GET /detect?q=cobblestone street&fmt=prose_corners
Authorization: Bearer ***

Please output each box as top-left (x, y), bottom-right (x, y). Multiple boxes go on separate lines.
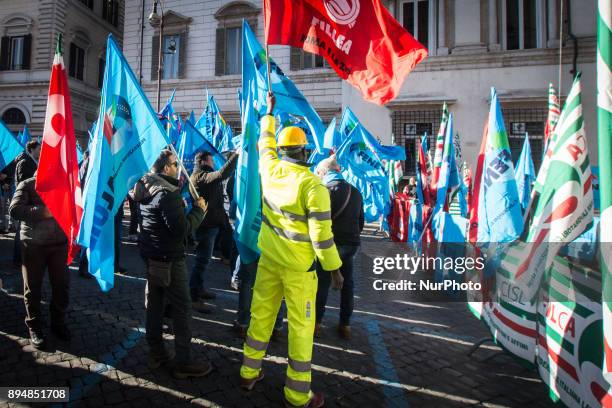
top-left (0, 225), bottom-right (556, 408)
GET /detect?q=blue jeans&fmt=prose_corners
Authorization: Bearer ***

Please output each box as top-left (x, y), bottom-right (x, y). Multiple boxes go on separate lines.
top-left (190, 227), bottom-right (219, 300)
top-left (145, 257), bottom-right (192, 363)
top-left (236, 258), bottom-right (283, 330)
top-left (316, 244), bottom-right (359, 326)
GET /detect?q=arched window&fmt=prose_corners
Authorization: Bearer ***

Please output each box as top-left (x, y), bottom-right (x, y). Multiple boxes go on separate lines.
top-left (0, 14), bottom-right (33, 71)
top-left (2, 107), bottom-right (26, 125)
top-left (214, 2), bottom-right (259, 76)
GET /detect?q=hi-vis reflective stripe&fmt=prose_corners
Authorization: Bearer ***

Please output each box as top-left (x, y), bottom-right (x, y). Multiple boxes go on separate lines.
top-left (245, 336), bottom-right (268, 351)
top-left (307, 210), bottom-right (331, 221)
top-left (285, 377), bottom-right (311, 393)
top-left (262, 214), bottom-right (311, 242)
top-left (312, 237), bottom-right (335, 249)
top-left (242, 355), bottom-right (262, 370)
top-left (263, 197), bottom-right (308, 223)
top-left (288, 358), bottom-right (311, 373)
top-left (260, 147), bottom-right (276, 156)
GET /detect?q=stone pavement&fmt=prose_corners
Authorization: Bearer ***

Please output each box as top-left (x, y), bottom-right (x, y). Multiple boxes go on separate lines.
top-left (0, 223), bottom-right (556, 408)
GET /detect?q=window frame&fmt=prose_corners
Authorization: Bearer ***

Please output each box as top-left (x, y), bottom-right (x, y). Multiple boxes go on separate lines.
top-left (398, 0), bottom-right (436, 55)
top-left (224, 26), bottom-right (242, 76)
top-left (9, 36), bottom-right (25, 70)
top-left (1, 107), bottom-right (27, 126)
top-left (500, 0), bottom-right (546, 50)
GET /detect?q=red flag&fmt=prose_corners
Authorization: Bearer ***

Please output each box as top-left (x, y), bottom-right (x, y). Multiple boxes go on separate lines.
top-left (468, 122), bottom-right (488, 244)
top-left (263, 0), bottom-right (428, 105)
top-left (35, 39), bottom-right (83, 264)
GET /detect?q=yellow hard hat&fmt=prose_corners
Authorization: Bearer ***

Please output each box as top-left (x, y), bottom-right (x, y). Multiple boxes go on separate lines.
top-left (277, 126), bottom-right (307, 148)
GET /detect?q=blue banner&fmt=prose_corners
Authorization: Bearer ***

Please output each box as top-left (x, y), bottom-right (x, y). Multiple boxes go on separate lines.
top-left (77, 35), bottom-right (171, 291)
top-left (514, 134), bottom-right (536, 211)
top-left (0, 120), bottom-right (24, 171)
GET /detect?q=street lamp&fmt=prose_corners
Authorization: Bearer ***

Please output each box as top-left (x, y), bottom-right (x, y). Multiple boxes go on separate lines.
top-left (149, 0), bottom-right (175, 111)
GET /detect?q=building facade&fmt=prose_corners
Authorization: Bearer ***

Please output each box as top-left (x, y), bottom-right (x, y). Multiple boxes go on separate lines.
top-left (123, 0), bottom-right (597, 172)
top-left (0, 0), bottom-right (124, 142)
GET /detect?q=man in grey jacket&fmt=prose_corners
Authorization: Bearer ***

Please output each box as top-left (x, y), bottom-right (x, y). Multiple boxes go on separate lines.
top-left (9, 175), bottom-right (69, 349)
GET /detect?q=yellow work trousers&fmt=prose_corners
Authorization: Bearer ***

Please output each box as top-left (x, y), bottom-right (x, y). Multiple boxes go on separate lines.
top-left (240, 255), bottom-right (317, 406)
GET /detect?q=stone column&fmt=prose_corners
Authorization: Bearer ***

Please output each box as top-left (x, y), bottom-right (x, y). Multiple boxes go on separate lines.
top-left (488, 0), bottom-right (500, 51)
top-left (452, 0), bottom-right (487, 54)
top-left (437, 0), bottom-right (449, 55)
top-left (547, 0), bottom-right (560, 48)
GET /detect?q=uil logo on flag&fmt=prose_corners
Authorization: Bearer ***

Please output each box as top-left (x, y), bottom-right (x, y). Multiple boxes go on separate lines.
top-left (324, 0), bottom-right (360, 27)
top-left (103, 95), bottom-right (133, 154)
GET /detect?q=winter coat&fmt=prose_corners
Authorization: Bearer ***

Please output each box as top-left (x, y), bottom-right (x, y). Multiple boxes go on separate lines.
top-left (9, 177), bottom-right (67, 246)
top-left (326, 180), bottom-right (364, 246)
top-left (190, 153), bottom-right (238, 229)
top-left (130, 173), bottom-right (205, 261)
top-left (15, 152), bottom-right (36, 185)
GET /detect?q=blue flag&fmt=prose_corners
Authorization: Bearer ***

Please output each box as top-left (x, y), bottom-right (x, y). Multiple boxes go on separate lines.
top-left (234, 21), bottom-right (265, 264)
top-left (242, 21), bottom-right (325, 153)
top-left (77, 35), bottom-right (171, 291)
top-left (207, 95), bottom-right (235, 153)
top-left (177, 120), bottom-right (226, 174)
top-left (159, 89), bottom-right (180, 146)
top-left (76, 142), bottom-right (84, 164)
top-left (336, 123), bottom-right (390, 223)
top-left (434, 113), bottom-right (460, 215)
top-left (323, 117), bottom-right (341, 151)
top-left (338, 108), bottom-right (406, 161)
top-left (477, 88), bottom-right (523, 243)
top-left (0, 120), bottom-right (24, 171)
top-left (19, 126), bottom-right (32, 147)
top-left (514, 134), bottom-right (535, 211)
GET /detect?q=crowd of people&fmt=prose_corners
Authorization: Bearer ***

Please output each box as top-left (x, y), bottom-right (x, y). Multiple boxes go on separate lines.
top-left (0, 92), bottom-right (365, 408)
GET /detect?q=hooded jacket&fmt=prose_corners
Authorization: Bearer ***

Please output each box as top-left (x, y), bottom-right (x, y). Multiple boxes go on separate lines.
top-left (9, 176), bottom-right (67, 246)
top-left (131, 173), bottom-right (205, 261)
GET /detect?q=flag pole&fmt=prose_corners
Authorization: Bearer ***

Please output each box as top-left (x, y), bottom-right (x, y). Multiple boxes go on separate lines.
top-left (265, 45), bottom-right (272, 93)
top-left (167, 143), bottom-right (200, 200)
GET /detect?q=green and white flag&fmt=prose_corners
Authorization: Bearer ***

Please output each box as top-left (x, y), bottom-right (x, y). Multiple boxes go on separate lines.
top-left (511, 75), bottom-right (594, 302)
top-left (598, 0), bottom-right (612, 383)
top-left (537, 257), bottom-right (610, 407)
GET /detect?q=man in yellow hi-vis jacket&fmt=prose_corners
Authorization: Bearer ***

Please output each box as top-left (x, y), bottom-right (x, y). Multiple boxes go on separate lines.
top-left (240, 92), bottom-right (343, 408)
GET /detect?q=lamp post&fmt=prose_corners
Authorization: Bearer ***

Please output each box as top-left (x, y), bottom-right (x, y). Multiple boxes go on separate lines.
top-left (148, 0), bottom-right (176, 111)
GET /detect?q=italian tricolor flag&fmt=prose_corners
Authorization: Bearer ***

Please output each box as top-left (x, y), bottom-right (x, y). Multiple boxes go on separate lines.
top-left (598, 0), bottom-right (612, 383)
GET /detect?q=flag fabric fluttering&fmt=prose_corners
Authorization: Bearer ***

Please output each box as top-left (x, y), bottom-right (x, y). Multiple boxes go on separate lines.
top-left (416, 135), bottom-right (431, 206)
top-left (513, 74), bottom-right (594, 301)
top-left (0, 120), bottom-right (24, 171)
top-left (597, 0), bottom-right (612, 382)
top-left (35, 37), bottom-right (83, 264)
top-left (19, 126), bottom-right (32, 147)
top-left (431, 103), bottom-right (449, 197)
top-left (476, 88), bottom-right (523, 244)
top-left (543, 83), bottom-right (560, 156)
top-left (205, 94), bottom-right (235, 153)
top-left (177, 120), bottom-right (226, 174)
top-left (336, 123), bottom-right (390, 222)
top-left (159, 89), bottom-right (180, 145)
top-left (77, 35), bottom-right (171, 291)
top-left (434, 113), bottom-right (460, 217)
top-left (338, 108), bottom-right (405, 161)
top-left (514, 134), bottom-right (536, 212)
top-left (468, 122), bottom-right (488, 243)
top-left (263, 0), bottom-right (428, 105)
top-left (234, 21), bottom-right (265, 264)
top-left (242, 21), bottom-right (326, 154)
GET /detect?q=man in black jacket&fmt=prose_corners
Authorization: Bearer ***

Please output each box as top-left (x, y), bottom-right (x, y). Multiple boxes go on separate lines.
top-left (189, 151), bottom-right (238, 304)
top-left (12, 140), bottom-right (41, 264)
top-left (9, 174), bottom-right (70, 349)
top-left (130, 149), bottom-right (210, 379)
top-left (314, 155), bottom-right (364, 340)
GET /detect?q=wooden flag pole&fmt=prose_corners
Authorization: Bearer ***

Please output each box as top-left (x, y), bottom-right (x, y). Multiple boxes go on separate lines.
top-left (265, 45), bottom-right (272, 94)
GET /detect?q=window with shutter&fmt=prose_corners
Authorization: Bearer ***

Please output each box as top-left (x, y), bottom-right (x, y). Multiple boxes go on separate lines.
top-left (151, 34), bottom-right (159, 81)
top-left (215, 28), bottom-right (226, 76)
top-left (69, 43), bottom-right (86, 80)
top-left (214, 2), bottom-right (260, 76)
top-left (0, 37), bottom-right (10, 70)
